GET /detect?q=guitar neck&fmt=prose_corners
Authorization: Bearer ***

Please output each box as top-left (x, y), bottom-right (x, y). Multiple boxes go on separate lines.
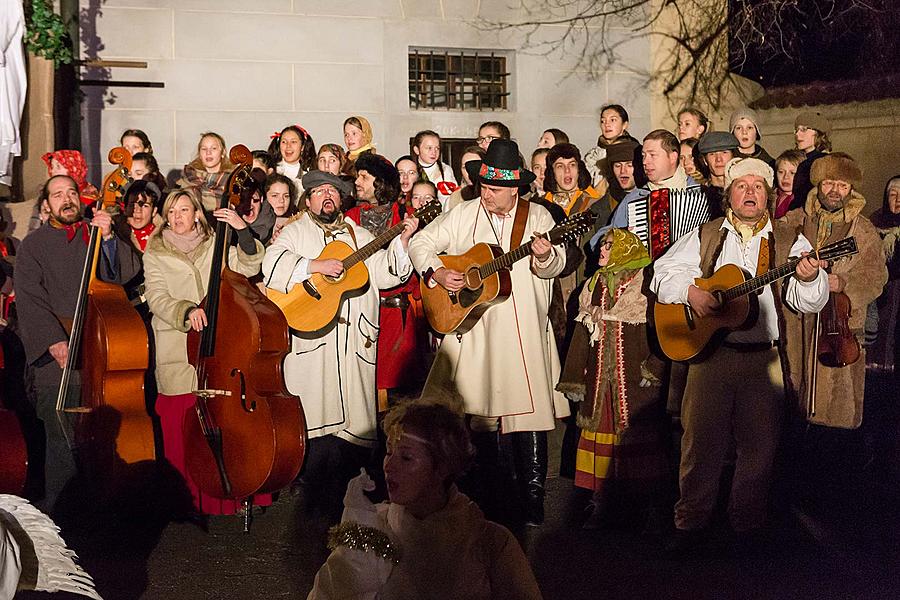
top-left (723, 259), bottom-right (799, 301)
top-left (480, 240), bottom-right (534, 278)
top-left (344, 221), bottom-right (405, 269)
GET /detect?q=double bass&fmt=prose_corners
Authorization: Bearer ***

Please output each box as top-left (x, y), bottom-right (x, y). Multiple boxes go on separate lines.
top-left (55, 147), bottom-right (155, 487)
top-left (183, 145), bottom-right (306, 529)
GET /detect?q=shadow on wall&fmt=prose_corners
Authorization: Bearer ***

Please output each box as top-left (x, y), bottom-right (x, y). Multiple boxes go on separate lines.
top-left (79, 0), bottom-right (112, 185)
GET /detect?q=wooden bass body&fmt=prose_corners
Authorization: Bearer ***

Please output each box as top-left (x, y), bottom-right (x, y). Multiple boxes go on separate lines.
top-left (266, 240), bottom-right (369, 335)
top-left (653, 263), bottom-right (756, 362)
top-left (420, 243), bottom-right (511, 335)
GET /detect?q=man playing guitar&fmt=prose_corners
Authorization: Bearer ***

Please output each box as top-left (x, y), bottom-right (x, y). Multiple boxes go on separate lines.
top-left (650, 157), bottom-right (828, 551)
top-left (409, 139), bottom-right (569, 526)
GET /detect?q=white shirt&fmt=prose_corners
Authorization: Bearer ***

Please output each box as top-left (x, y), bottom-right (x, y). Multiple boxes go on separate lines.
top-left (651, 218), bottom-right (829, 343)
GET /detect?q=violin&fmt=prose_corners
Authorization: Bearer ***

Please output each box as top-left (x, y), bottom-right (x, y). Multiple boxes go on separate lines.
top-left (55, 147), bottom-right (154, 487)
top-left (183, 145), bottom-right (305, 528)
top-left (817, 290), bottom-right (861, 368)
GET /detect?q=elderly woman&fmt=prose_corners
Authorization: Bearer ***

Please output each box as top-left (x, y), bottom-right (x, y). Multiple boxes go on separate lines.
top-left (308, 401), bottom-right (542, 600)
top-left (143, 187), bottom-right (265, 516)
top-left (177, 132), bottom-right (233, 213)
top-left (557, 228), bottom-right (668, 530)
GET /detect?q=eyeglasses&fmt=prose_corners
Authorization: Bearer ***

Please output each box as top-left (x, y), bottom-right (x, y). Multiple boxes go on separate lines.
top-left (311, 187), bottom-right (338, 198)
top-left (411, 194), bottom-right (436, 202)
top-left (476, 135), bottom-right (499, 145)
top-left (600, 241), bottom-right (614, 250)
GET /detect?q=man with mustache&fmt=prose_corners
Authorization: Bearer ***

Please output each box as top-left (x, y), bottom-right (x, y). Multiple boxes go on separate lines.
top-left (652, 158), bottom-right (830, 552)
top-left (261, 170), bottom-right (418, 518)
top-left (15, 174), bottom-right (141, 514)
top-left (780, 153), bottom-right (887, 429)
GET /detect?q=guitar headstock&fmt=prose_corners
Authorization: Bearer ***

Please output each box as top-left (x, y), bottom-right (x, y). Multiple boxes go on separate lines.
top-left (413, 200), bottom-right (442, 225)
top-left (817, 237), bottom-right (858, 263)
top-left (547, 210), bottom-right (597, 245)
top-left (101, 147), bottom-right (133, 210)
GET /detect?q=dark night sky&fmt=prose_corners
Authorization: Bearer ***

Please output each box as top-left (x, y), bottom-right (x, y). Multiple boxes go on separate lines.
top-left (730, 0), bottom-right (900, 87)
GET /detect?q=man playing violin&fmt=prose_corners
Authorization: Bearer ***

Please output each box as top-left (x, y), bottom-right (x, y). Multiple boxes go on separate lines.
top-left (409, 139), bottom-right (569, 526)
top-left (261, 170), bottom-right (418, 518)
top-left (651, 157), bottom-right (829, 552)
top-left (780, 153), bottom-right (887, 429)
top-left (15, 174), bottom-right (141, 514)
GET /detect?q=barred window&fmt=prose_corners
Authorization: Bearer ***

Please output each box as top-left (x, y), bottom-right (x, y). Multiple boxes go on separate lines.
top-left (409, 48), bottom-right (510, 111)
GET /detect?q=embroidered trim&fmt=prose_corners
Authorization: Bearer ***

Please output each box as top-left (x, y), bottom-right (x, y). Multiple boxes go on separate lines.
top-left (479, 164), bottom-right (519, 181)
top-left (327, 522), bottom-right (401, 563)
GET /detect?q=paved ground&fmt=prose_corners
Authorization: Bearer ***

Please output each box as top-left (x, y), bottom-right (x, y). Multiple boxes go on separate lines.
top-left (16, 443), bottom-right (900, 600)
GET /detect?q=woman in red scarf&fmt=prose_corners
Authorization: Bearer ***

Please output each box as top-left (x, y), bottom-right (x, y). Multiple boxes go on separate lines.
top-left (41, 150), bottom-right (99, 205)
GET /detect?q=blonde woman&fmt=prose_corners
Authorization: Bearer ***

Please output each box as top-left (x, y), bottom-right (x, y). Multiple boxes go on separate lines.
top-left (177, 132), bottom-right (234, 212)
top-left (143, 187), bottom-right (265, 516)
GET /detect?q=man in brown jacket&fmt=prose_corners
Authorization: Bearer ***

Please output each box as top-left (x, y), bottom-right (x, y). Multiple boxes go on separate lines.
top-left (781, 153), bottom-right (888, 429)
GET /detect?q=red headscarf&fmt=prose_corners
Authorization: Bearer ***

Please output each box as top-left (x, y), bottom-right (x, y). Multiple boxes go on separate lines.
top-left (42, 150), bottom-right (100, 205)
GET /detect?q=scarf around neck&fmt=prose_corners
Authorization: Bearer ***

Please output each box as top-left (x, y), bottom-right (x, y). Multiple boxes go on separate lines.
top-left (590, 228), bottom-right (650, 301)
top-left (648, 165), bottom-right (688, 191)
top-left (804, 187), bottom-right (866, 249)
top-left (163, 226), bottom-right (206, 255)
top-left (725, 208), bottom-right (769, 246)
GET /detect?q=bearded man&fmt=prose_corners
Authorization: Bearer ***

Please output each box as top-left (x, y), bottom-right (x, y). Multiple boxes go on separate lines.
top-left (781, 153), bottom-right (887, 428)
top-left (261, 170), bottom-right (418, 515)
top-left (16, 174), bottom-right (141, 513)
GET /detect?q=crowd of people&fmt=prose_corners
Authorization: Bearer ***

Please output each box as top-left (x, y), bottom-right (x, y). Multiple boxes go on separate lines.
top-left (3, 104), bottom-right (899, 598)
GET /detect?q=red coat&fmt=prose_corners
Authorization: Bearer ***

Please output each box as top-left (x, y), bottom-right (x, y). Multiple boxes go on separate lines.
top-left (345, 203), bottom-right (428, 389)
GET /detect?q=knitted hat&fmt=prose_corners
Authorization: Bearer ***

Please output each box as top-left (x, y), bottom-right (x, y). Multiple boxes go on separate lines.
top-left (724, 157), bottom-right (774, 188)
top-left (794, 111), bottom-right (831, 135)
top-left (355, 152), bottom-right (400, 190)
top-left (697, 131), bottom-right (739, 154)
top-left (465, 139), bottom-right (536, 188)
top-left (729, 107), bottom-right (762, 139)
top-left (301, 170), bottom-right (353, 197)
top-left (606, 140), bottom-right (640, 165)
top-left (810, 153), bottom-right (862, 188)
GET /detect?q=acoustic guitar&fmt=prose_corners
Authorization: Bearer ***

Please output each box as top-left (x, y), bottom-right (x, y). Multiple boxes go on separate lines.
top-left (267, 201), bottom-right (442, 334)
top-left (653, 236), bottom-right (858, 362)
top-left (421, 210), bottom-right (595, 335)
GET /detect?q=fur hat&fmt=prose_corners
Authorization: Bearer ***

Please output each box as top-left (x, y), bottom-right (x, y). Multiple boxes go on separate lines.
top-left (355, 152), bottom-right (400, 189)
top-left (724, 157), bottom-right (774, 188)
top-left (794, 111), bottom-right (831, 135)
top-left (697, 131), bottom-right (739, 154)
top-left (606, 140), bottom-right (640, 165)
top-left (810, 153), bottom-right (862, 188)
top-left (729, 107), bottom-right (762, 139)
top-left (465, 139), bottom-right (535, 188)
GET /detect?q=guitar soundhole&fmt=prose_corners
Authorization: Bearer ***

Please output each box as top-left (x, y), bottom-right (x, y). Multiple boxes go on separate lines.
top-left (458, 286), bottom-right (482, 308)
top-left (324, 272), bottom-right (345, 284)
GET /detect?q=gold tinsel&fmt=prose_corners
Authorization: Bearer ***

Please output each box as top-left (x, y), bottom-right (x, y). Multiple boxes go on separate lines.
top-left (327, 522), bottom-right (401, 564)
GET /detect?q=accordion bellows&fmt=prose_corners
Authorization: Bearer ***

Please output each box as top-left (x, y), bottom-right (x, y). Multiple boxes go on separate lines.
top-left (626, 187), bottom-right (710, 258)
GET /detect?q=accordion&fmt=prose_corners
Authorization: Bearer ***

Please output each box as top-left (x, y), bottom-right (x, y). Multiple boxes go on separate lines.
top-left (625, 187), bottom-right (710, 258)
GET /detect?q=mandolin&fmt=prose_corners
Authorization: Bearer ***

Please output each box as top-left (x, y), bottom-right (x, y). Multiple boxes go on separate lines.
top-left (653, 236), bottom-right (858, 362)
top-left (266, 201), bottom-right (442, 334)
top-left (420, 210), bottom-right (595, 335)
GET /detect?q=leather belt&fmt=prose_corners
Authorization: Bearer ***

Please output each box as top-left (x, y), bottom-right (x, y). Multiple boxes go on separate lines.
top-left (381, 293), bottom-right (412, 310)
top-left (721, 339), bottom-right (781, 353)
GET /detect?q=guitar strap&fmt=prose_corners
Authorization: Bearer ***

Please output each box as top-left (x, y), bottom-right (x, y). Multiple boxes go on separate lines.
top-left (509, 198), bottom-right (530, 250)
top-left (756, 237), bottom-right (769, 277)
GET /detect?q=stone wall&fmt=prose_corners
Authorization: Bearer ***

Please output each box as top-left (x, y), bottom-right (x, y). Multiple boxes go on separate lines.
top-left (76, 1), bottom-right (653, 185)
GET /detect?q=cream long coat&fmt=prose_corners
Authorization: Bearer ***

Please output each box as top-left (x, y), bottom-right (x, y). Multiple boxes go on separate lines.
top-left (261, 213), bottom-right (411, 447)
top-left (143, 233), bottom-right (264, 395)
top-left (409, 199), bottom-right (570, 432)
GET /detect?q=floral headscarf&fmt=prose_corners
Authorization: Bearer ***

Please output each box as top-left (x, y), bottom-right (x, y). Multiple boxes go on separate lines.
top-left (41, 150), bottom-right (100, 205)
top-left (589, 228), bottom-right (650, 299)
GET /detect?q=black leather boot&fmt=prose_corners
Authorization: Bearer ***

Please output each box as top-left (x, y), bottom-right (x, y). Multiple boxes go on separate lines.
top-left (513, 430), bottom-right (548, 526)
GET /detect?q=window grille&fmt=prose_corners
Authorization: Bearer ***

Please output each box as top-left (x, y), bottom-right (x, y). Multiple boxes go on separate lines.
top-left (408, 48), bottom-right (510, 111)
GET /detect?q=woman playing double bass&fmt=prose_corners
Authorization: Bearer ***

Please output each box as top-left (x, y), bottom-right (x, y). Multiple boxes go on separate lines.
top-left (143, 187), bottom-right (267, 516)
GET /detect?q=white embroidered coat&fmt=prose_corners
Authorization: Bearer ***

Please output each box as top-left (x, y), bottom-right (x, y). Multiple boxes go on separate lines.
top-left (0, 0), bottom-right (26, 185)
top-left (262, 213), bottom-right (411, 447)
top-left (409, 199), bottom-right (570, 432)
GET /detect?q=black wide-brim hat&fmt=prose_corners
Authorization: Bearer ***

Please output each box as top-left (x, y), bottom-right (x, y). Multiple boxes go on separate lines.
top-left (465, 139), bottom-right (536, 188)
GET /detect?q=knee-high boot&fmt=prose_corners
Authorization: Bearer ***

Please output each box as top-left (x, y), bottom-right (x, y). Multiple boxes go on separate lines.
top-left (513, 430), bottom-right (548, 526)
